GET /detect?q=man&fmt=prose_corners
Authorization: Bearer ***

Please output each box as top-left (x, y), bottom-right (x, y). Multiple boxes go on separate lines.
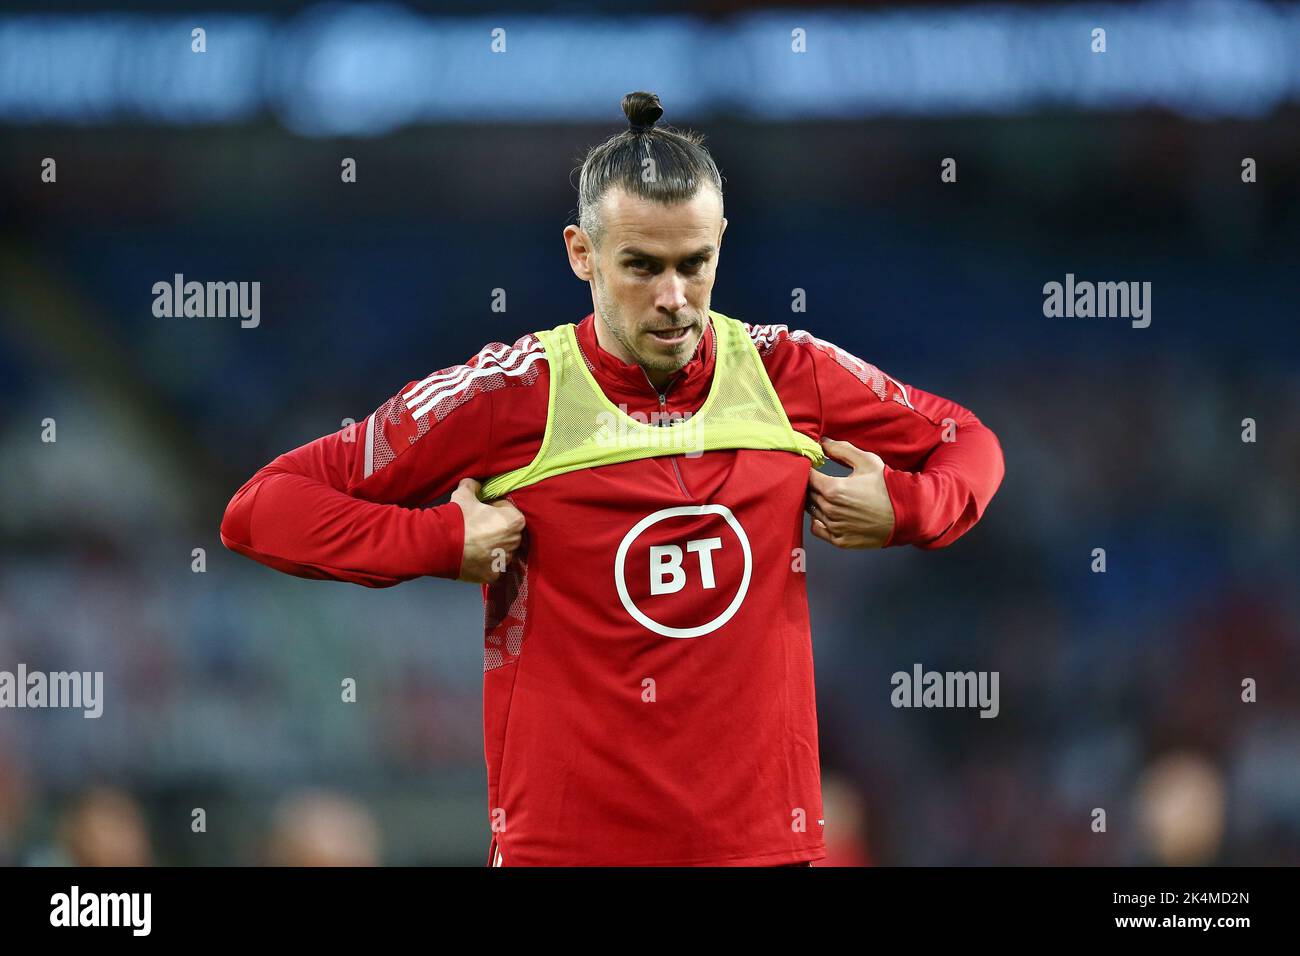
top-left (221, 91), bottom-right (1005, 866)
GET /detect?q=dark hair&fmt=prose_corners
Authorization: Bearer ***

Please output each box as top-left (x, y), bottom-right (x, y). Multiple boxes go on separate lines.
top-left (575, 91), bottom-right (723, 245)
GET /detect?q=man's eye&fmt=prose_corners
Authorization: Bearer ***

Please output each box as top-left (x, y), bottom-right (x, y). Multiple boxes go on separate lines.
top-left (682, 257), bottom-right (705, 271)
top-left (626, 259), bottom-right (649, 270)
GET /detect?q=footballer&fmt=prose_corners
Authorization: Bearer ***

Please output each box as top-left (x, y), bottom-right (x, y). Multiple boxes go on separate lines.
top-left (221, 92), bottom-right (1005, 866)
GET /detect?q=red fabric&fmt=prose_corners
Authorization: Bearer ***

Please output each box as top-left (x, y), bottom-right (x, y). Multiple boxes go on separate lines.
top-left (221, 312), bottom-right (1004, 865)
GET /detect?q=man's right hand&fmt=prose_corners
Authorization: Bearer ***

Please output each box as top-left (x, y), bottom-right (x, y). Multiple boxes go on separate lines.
top-left (452, 478), bottom-right (527, 584)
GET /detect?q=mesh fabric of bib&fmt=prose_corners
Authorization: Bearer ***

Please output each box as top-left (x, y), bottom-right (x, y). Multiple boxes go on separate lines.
top-left (478, 310), bottom-right (824, 501)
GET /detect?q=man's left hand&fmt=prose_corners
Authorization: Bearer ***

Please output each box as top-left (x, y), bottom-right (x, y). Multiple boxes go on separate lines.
top-left (806, 437), bottom-right (896, 549)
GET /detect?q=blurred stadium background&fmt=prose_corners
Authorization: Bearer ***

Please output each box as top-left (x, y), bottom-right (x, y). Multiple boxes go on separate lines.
top-left (1, 0), bottom-right (1298, 865)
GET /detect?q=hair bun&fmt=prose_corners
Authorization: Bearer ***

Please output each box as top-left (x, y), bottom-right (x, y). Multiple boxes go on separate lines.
top-left (621, 91), bottom-right (664, 132)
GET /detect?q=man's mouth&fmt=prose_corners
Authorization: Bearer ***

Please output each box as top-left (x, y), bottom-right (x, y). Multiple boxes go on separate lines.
top-left (647, 326), bottom-right (692, 345)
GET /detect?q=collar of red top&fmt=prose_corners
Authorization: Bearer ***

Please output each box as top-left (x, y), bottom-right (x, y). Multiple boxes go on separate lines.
top-left (574, 312), bottom-right (716, 406)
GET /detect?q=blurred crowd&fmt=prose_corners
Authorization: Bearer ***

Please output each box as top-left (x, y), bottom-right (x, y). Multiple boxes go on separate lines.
top-left (2, 63), bottom-right (1298, 863)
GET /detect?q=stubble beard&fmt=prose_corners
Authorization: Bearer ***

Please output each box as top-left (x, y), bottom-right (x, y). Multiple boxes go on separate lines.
top-left (593, 267), bottom-right (703, 378)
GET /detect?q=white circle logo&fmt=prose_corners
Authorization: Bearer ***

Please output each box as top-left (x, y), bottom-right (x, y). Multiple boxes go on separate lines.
top-left (613, 504), bottom-right (752, 639)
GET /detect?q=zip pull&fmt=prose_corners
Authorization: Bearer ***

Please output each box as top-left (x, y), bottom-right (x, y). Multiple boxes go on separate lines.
top-left (642, 364), bottom-right (678, 405)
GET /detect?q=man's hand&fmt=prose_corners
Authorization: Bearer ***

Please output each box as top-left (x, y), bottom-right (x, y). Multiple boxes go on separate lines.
top-left (806, 437), bottom-right (896, 549)
top-left (452, 478), bottom-right (527, 583)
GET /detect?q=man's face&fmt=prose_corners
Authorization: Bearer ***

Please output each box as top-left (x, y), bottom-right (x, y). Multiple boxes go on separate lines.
top-left (565, 186), bottom-right (726, 382)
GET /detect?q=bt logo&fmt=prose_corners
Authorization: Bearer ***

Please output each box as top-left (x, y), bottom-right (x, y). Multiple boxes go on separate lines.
top-left (649, 538), bottom-right (722, 595)
top-left (615, 505), bottom-right (752, 639)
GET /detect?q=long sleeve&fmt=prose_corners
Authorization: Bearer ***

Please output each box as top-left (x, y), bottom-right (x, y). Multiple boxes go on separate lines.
top-left (858, 379), bottom-right (1004, 549)
top-left (756, 324), bottom-right (1004, 549)
top-left (219, 426), bottom-right (470, 586)
top-left (220, 333), bottom-right (547, 586)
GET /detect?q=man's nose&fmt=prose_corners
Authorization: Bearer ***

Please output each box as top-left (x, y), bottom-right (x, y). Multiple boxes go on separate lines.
top-left (654, 272), bottom-right (689, 313)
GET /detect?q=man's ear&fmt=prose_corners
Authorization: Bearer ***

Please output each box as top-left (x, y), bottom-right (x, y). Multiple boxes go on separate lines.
top-left (563, 224), bottom-right (594, 281)
top-left (718, 216), bottom-right (728, 245)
